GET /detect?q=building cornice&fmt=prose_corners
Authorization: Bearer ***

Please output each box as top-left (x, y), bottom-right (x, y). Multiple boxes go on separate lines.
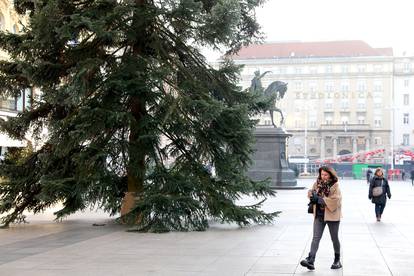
top-left (228, 56), bottom-right (395, 65)
top-left (240, 72), bottom-right (394, 80)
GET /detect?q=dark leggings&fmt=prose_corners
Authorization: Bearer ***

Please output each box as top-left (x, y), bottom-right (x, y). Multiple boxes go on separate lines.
top-left (375, 203), bottom-right (386, 217)
top-left (309, 217), bottom-right (340, 257)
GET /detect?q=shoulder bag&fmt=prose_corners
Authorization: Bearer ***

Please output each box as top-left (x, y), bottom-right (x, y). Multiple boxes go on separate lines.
top-left (372, 179), bottom-right (384, 197)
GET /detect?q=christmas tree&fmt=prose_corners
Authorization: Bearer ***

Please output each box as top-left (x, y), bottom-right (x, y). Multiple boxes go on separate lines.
top-left (0, 0), bottom-right (279, 232)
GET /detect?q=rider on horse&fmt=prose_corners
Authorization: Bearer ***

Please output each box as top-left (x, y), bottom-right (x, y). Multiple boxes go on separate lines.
top-left (249, 70), bottom-right (288, 128)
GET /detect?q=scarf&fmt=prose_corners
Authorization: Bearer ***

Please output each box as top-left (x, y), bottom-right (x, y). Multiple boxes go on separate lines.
top-left (315, 178), bottom-right (333, 197)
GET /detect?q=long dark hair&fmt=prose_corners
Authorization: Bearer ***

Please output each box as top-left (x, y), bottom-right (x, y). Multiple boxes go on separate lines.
top-left (318, 166), bottom-right (338, 183)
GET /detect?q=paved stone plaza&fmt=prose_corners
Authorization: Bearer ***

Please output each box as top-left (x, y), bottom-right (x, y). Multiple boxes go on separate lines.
top-left (0, 179), bottom-right (413, 275)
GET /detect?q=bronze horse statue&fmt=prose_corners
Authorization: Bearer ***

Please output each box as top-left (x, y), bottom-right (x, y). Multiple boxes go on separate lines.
top-left (250, 70), bottom-right (288, 128)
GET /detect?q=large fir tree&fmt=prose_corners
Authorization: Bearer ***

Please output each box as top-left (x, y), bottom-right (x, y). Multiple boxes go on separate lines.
top-left (0, 0), bottom-right (279, 232)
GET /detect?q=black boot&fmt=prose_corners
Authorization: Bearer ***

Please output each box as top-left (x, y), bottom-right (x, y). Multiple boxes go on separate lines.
top-left (331, 253), bottom-right (342, 269)
top-left (300, 255), bottom-right (315, 270)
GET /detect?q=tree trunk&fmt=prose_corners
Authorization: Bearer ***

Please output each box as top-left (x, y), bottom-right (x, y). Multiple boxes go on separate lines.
top-left (120, 0), bottom-right (148, 222)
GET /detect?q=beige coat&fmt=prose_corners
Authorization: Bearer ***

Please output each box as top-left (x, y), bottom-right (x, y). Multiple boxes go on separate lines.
top-left (308, 181), bottom-right (342, 221)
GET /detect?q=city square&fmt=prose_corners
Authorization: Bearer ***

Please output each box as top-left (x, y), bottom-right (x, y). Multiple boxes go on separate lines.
top-left (1, 1), bottom-right (414, 275)
top-left (0, 178), bottom-right (413, 275)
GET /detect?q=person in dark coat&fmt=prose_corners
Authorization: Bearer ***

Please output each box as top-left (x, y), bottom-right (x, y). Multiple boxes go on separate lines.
top-left (410, 169), bottom-right (414, 186)
top-left (366, 168), bottom-right (373, 184)
top-left (368, 168), bottom-right (391, 222)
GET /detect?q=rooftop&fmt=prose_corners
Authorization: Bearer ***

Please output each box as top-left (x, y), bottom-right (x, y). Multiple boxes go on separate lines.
top-left (232, 40), bottom-right (393, 60)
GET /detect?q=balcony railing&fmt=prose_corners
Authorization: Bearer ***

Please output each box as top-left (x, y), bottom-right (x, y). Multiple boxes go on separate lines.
top-left (319, 124), bottom-right (371, 131)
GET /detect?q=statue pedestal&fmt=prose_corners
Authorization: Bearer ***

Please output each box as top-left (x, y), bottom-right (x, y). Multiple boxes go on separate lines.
top-left (248, 128), bottom-right (305, 189)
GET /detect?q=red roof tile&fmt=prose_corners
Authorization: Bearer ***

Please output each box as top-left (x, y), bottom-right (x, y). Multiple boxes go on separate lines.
top-left (232, 40), bottom-right (393, 59)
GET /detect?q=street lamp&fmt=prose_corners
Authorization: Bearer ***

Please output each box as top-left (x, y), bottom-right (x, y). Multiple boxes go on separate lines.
top-left (390, 105), bottom-right (395, 170)
top-left (304, 119), bottom-right (308, 174)
top-left (303, 105), bottom-right (309, 174)
top-left (377, 91), bottom-right (396, 171)
top-left (385, 105), bottom-right (396, 170)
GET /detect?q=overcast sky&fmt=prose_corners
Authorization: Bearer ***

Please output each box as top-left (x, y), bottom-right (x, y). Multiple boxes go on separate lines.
top-left (205, 0), bottom-right (413, 60)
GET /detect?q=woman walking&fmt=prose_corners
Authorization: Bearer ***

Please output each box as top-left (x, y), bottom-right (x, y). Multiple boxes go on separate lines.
top-left (300, 166), bottom-right (342, 271)
top-left (368, 168), bottom-right (391, 222)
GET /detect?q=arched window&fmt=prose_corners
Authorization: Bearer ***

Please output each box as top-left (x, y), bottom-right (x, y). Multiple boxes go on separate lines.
top-left (338, 149), bottom-right (351, 155)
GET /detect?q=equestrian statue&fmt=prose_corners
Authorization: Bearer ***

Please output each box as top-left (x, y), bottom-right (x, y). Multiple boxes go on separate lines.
top-left (249, 70), bottom-right (288, 128)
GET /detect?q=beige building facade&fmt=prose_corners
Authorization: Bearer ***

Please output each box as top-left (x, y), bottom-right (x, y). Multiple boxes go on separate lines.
top-left (393, 56), bottom-right (414, 153)
top-left (233, 41), bottom-right (394, 164)
top-left (0, 1), bottom-right (30, 156)
top-left (0, 0), bottom-right (22, 57)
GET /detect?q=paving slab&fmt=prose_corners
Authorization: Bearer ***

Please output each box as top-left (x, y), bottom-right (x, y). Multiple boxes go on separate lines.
top-left (0, 179), bottom-right (413, 275)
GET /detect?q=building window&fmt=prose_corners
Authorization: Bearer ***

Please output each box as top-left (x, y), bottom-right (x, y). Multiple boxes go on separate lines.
top-left (358, 116), bottom-right (365, 124)
top-left (404, 63), bottom-right (412, 72)
top-left (294, 81), bottom-right (303, 91)
top-left (357, 98), bottom-right (366, 110)
top-left (373, 97), bottom-right (382, 108)
top-left (0, 88), bottom-right (33, 112)
top-left (309, 110), bottom-right (317, 117)
top-left (341, 65), bottom-right (349, 73)
top-left (340, 99), bottom-right (349, 110)
top-left (357, 64), bottom-right (366, 72)
top-left (404, 94), bottom-right (409, 105)
top-left (325, 99), bottom-right (333, 109)
top-left (310, 120), bottom-right (317, 128)
top-left (325, 65), bottom-right (333, 73)
top-left (403, 134), bottom-right (410, 146)
top-left (374, 137), bottom-right (382, 145)
top-left (309, 66), bottom-right (318, 74)
top-left (341, 116), bottom-right (349, 125)
top-left (374, 117), bottom-right (382, 127)
top-left (279, 67), bottom-right (287, 74)
top-left (373, 80), bottom-right (383, 92)
top-left (357, 81), bottom-right (367, 92)
top-left (373, 64), bottom-right (383, 72)
top-left (293, 137), bottom-right (301, 145)
top-left (0, 13), bottom-right (4, 30)
top-left (264, 120), bottom-right (272, 125)
top-left (340, 82), bottom-right (350, 92)
top-left (325, 116), bottom-right (333, 125)
top-left (403, 113), bottom-right (409, 124)
top-left (309, 82), bottom-right (317, 92)
top-left (0, 98), bottom-right (16, 110)
top-left (294, 67), bottom-right (303, 74)
top-left (373, 91), bottom-right (382, 98)
top-left (404, 79), bottom-right (410, 87)
top-left (325, 82), bottom-right (334, 92)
